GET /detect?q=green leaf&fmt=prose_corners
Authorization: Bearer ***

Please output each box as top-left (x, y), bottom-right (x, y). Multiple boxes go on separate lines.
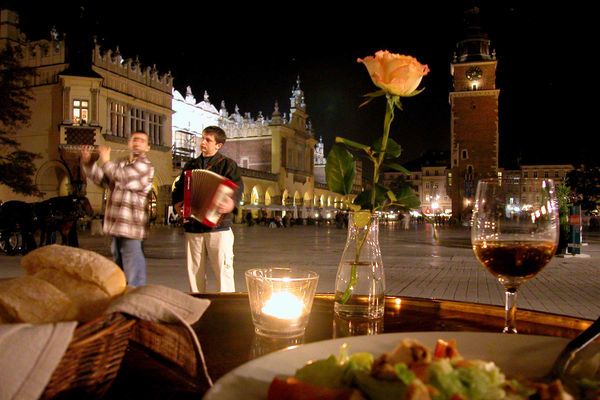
top-left (335, 136), bottom-right (371, 152)
top-left (387, 190), bottom-right (397, 203)
top-left (372, 137), bottom-right (402, 159)
top-left (394, 184), bottom-right (421, 210)
top-left (325, 145), bottom-right (356, 195)
top-left (353, 183), bottom-right (388, 210)
top-left (383, 162), bottom-right (411, 175)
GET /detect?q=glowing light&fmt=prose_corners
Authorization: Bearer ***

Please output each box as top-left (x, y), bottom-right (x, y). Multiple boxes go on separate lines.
top-left (262, 292), bottom-right (303, 320)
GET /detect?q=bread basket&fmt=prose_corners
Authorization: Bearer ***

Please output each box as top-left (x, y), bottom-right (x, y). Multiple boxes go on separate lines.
top-left (132, 319), bottom-right (198, 377)
top-left (40, 312), bottom-right (135, 399)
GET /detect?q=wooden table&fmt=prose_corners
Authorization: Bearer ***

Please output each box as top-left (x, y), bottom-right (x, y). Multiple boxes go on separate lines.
top-left (106, 293), bottom-right (593, 399)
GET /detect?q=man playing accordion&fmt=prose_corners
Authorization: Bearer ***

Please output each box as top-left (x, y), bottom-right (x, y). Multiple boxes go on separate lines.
top-left (172, 126), bottom-right (243, 292)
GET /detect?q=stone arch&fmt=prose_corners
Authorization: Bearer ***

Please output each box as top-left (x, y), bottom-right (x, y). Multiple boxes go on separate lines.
top-left (282, 189), bottom-right (290, 206)
top-left (303, 191), bottom-right (312, 206)
top-left (250, 185), bottom-right (264, 205)
top-left (293, 190), bottom-right (301, 206)
top-left (334, 196), bottom-right (343, 209)
top-left (264, 186), bottom-right (274, 206)
top-left (36, 160), bottom-right (70, 198)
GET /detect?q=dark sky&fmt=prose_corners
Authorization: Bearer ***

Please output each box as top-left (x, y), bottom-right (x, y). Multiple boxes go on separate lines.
top-left (6, 1), bottom-right (592, 167)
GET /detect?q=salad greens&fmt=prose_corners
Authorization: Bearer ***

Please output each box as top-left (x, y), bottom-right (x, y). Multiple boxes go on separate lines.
top-left (284, 342), bottom-right (548, 400)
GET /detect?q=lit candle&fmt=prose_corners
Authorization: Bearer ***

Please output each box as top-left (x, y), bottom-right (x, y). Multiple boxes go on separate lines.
top-left (262, 291), bottom-right (303, 320)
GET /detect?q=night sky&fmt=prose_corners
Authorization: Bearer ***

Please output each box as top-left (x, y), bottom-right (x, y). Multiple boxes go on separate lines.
top-left (5, 1), bottom-right (592, 168)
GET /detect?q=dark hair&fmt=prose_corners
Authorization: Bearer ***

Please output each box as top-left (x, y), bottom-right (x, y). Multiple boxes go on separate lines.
top-left (130, 130), bottom-right (149, 137)
top-left (203, 126), bottom-right (227, 144)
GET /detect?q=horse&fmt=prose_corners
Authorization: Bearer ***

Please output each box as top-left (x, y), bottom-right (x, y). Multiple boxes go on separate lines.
top-left (0, 195), bottom-right (93, 255)
top-left (37, 195), bottom-right (93, 247)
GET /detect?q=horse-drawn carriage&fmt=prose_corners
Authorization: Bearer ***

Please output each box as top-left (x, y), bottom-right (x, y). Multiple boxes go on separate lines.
top-left (0, 195), bottom-right (93, 255)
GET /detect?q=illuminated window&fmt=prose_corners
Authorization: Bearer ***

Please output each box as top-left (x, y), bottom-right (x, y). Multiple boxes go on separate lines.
top-left (73, 99), bottom-right (89, 124)
top-left (109, 100), bottom-right (127, 137)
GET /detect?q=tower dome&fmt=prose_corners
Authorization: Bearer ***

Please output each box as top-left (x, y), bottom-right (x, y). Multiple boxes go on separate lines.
top-left (454, 6), bottom-right (495, 63)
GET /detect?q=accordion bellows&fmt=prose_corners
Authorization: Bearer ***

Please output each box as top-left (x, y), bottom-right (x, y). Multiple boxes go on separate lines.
top-left (182, 169), bottom-right (239, 227)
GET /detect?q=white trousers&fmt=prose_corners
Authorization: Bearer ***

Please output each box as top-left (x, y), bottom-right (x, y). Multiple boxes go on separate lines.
top-left (185, 229), bottom-right (235, 292)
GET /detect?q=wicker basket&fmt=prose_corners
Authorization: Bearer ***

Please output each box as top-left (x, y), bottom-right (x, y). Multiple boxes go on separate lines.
top-left (131, 319), bottom-right (198, 377)
top-left (40, 313), bottom-right (135, 399)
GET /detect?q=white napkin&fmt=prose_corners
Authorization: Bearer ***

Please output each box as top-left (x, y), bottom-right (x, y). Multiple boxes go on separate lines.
top-left (105, 284), bottom-right (213, 385)
top-left (0, 321), bottom-right (77, 400)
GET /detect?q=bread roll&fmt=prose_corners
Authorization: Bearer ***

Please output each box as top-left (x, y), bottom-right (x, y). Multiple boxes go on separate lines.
top-left (31, 268), bottom-right (113, 322)
top-left (0, 276), bottom-right (75, 323)
top-left (21, 244), bottom-right (126, 297)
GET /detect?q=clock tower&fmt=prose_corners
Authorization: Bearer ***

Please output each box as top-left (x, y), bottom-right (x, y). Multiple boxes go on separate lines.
top-left (448, 6), bottom-right (500, 219)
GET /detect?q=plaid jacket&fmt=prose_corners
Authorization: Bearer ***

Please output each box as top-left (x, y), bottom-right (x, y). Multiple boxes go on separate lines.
top-left (84, 154), bottom-right (154, 240)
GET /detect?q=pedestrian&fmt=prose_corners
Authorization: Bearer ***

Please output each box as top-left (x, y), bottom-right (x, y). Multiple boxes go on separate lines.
top-left (172, 126), bottom-right (243, 292)
top-left (81, 130), bottom-right (154, 287)
top-left (245, 211), bottom-right (254, 226)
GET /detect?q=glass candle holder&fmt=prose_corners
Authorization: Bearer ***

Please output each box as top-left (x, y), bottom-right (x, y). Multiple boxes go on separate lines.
top-left (245, 267), bottom-right (319, 337)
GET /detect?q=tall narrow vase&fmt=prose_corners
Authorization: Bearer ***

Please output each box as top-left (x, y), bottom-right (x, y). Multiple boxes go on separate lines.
top-left (334, 213), bottom-right (385, 319)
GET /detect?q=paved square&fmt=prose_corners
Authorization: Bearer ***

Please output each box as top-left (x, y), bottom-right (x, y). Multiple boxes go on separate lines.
top-left (2, 223), bottom-right (599, 320)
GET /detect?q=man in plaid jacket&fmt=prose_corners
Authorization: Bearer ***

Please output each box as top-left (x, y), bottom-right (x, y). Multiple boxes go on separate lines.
top-left (81, 131), bottom-right (154, 286)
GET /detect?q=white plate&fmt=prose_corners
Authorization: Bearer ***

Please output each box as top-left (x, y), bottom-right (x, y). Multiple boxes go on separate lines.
top-left (202, 332), bottom-right (573, 400)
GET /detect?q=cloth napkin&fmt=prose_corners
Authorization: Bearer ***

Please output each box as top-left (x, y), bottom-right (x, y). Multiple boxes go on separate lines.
top-left (0, 284), bottom-right (212, 400)
top-left (0, 321), bottom-right (77, 400)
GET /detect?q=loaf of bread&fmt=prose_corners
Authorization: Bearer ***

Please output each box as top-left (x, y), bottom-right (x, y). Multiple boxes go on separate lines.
top-left (20, 244), bottom-right (128, 322)
top-left (21, 244), bottom-right (127, 297)
top-left (30, 268), bottom-right (115, 322)
top-left (0, 276), bottom-right (75, 323)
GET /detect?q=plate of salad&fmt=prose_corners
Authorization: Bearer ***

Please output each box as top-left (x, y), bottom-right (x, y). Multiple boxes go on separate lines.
top-left (202, 332), bottom-right (600, 400)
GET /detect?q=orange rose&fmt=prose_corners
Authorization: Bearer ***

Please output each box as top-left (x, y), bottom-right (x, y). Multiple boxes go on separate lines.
top-left (357, 50), bottom-right (430, 96)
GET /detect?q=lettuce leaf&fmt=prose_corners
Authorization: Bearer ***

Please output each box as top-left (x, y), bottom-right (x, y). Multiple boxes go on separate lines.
top-left (293, 345), bottom-right (374, 389)
top-left (351, 370), bottom-right (409, 400)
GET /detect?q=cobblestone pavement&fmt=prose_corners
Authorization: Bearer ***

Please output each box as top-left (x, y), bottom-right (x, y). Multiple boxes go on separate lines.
top-left (2, 222), bottom-right (599, 320)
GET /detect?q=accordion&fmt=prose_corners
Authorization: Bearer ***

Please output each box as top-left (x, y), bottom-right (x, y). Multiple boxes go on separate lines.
top-left (182, 169), bottom-right (239, 227)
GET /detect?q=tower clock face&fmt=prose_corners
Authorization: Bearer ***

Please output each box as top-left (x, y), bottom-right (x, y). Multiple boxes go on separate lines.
top-left (466, 66), bottom-right (482, 81)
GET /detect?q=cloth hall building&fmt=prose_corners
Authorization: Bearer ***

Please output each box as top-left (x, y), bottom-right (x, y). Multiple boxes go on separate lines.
top-left (0, 8), bottom-right (352, 225)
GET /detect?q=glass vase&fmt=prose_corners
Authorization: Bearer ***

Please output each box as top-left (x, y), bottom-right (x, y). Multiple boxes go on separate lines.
top-left (334, 213), bottom-right (385, 319)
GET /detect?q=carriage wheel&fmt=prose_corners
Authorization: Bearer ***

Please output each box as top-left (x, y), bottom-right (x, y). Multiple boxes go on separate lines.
top-left (0, 231), bottom-right (22, 255)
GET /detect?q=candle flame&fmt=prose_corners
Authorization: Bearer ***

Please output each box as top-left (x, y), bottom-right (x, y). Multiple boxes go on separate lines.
top-left (262, 292), bottom-right (303, 319)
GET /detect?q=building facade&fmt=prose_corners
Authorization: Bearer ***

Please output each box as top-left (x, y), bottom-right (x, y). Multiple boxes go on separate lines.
top-left (383, 151), bottom-right (452, 217)
top-left (171, 78), bottom-right (353, 222)
top-left (0, 9), bottom-right (174, 222)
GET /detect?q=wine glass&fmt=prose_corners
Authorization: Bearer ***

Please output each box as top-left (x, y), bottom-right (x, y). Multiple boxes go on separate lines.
top-left (471, 177), bottom-right (559, 333)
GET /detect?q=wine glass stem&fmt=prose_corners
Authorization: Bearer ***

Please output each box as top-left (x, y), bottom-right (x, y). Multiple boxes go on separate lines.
top-left (504, 287), bottom-right (518, 334)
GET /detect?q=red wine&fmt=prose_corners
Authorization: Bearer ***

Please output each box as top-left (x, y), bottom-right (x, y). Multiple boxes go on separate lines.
top-left (473, 241), bottom-right (556, 280)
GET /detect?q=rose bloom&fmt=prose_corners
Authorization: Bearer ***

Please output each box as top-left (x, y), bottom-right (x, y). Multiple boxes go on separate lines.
top-left (357, 50), bottom-right (430, 96)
